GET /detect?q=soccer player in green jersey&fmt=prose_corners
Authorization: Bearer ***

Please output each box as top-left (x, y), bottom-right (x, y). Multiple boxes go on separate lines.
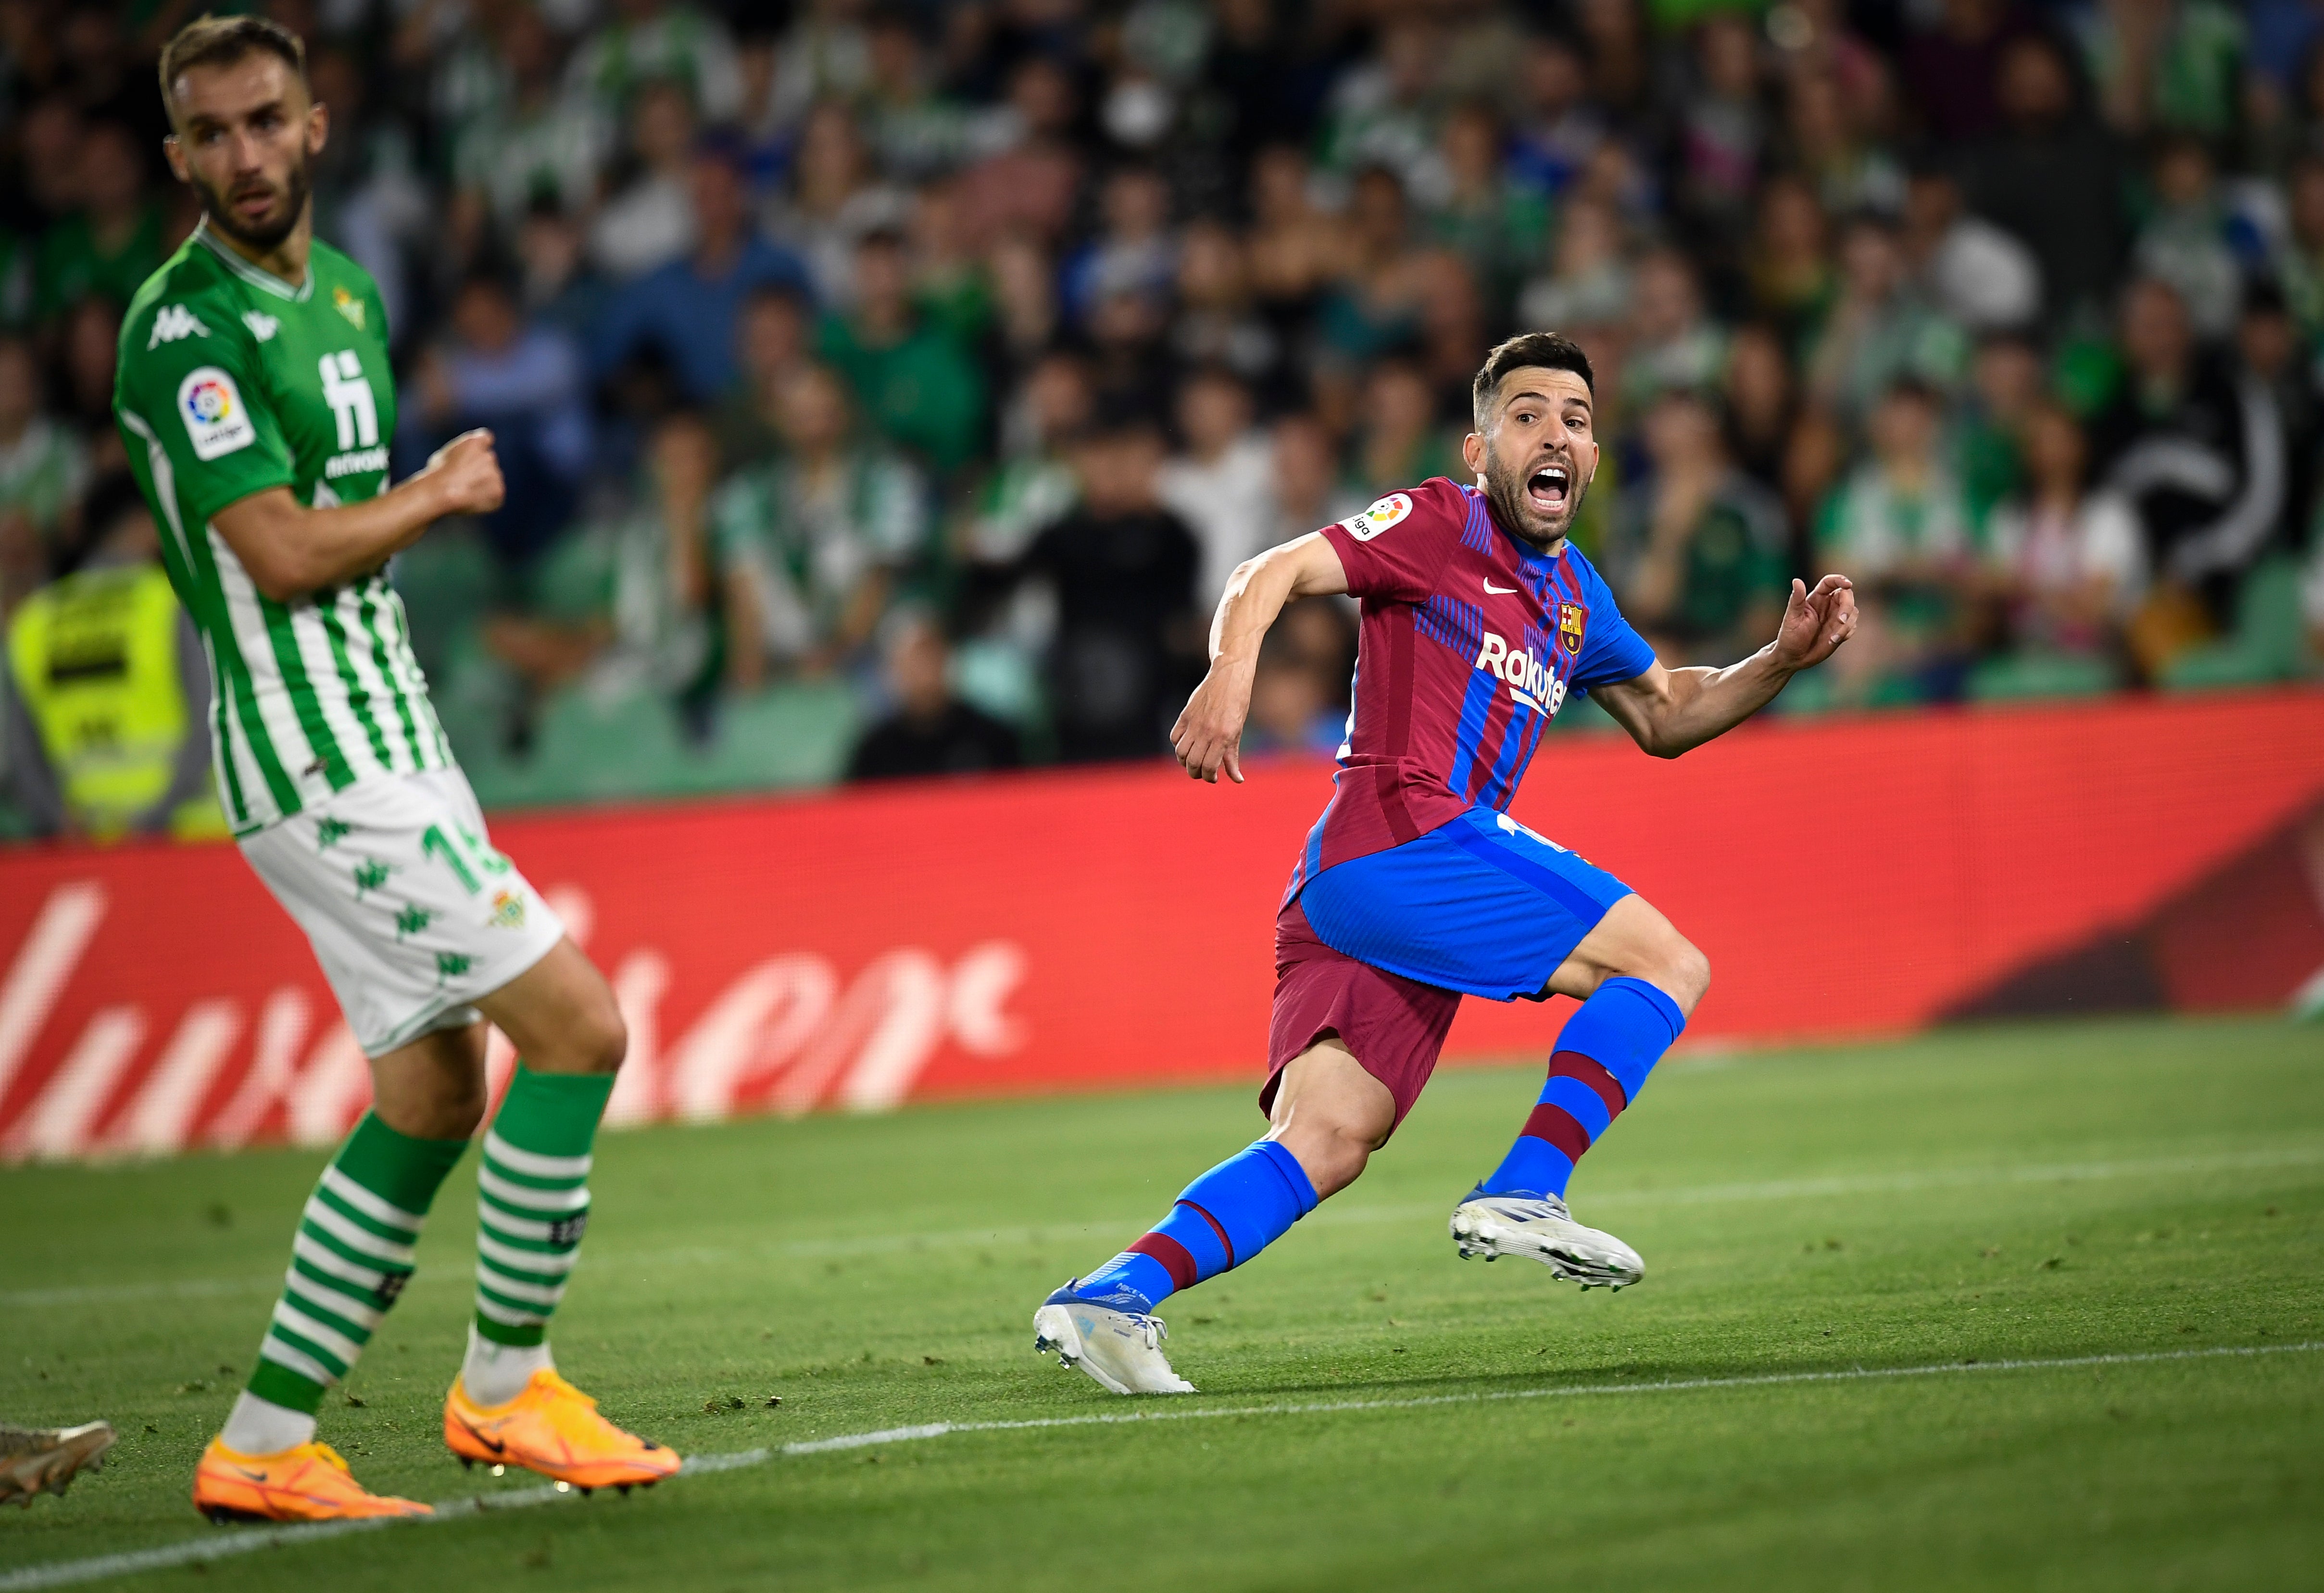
top-left (114, 16), bottom-right (678, 1521)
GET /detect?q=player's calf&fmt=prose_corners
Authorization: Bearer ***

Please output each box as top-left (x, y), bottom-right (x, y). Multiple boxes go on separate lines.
top-left (1036, 1136), bottom-right (1322, 1395)
top-left (1459, 903), bottom-right (1697, 1287)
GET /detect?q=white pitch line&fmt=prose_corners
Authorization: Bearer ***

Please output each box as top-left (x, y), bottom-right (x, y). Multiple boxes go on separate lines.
top-left (3, 1341), bottom-right (2316, 1592)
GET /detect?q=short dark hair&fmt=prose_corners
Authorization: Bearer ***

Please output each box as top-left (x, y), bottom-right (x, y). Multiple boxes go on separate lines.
top-left (1471, 331), bottom-right (1594, 429)
top-left (159, 14), bottom-right (308, 121)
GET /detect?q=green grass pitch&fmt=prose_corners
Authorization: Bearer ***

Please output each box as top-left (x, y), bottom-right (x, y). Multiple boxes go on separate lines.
top-left (3, 1013), bottom-right (2320, 1592)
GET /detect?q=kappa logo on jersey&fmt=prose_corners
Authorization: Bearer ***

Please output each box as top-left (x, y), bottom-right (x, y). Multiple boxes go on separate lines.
top-left (146, 304), bottom-right (210, 349)
top-left (242, 311), bottom-right (280, 341)
top-left (1558, 600), bottom-right (1587, 655)
top-left (318, 351), bottom-right (380, 451)
top-left (177, 366), bottom-right (254, 460)
top-left (1340, 492), bottom-right (1413, 542)
top-left (1473, 629), bottom-right (1569, 715)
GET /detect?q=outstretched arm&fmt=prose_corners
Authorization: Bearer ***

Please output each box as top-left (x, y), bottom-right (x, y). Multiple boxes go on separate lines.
top-left (210, 429), bottom-right (505, 602)
top-left (1170, 532), bottom-right (1350, 783)
top-left (1593, 575), bottom-right (1857, 759)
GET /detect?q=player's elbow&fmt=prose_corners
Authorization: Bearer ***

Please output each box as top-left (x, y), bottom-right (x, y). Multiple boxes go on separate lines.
top-left (242, 557), bottom-right (313, 604)
top-left (220, 526), bottom-right (320, 602)
top-left (1634, 721), bottom-right (1687, 760)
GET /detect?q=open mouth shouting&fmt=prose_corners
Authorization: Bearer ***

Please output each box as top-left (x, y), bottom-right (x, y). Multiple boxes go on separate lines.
top-left (1525, 461), bottom-right (1572, 516)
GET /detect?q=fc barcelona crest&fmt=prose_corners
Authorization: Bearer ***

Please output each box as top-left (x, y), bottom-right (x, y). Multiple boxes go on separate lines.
top-left (1558, 601), bottom-right (1587, 655)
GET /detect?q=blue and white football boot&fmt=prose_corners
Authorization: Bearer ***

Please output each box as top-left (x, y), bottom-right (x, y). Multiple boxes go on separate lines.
top-left (1033, 1280), bottom-right (1197, 1395)
top-left (1448, 1185), bottom-right (1644, 1289)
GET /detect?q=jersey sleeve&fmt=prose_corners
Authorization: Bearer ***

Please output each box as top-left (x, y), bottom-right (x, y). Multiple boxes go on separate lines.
top-left (1315, 477), bottom-right (1470, 604)
top-left (113, 294), bottom-right (295, 531)
top-left (1567, 549), bottom-right (1659, 692)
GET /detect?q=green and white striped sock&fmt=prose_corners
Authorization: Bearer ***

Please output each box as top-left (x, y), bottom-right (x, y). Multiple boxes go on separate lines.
top-left (224, 1112), bottom-right (467, 1453)
top-left (465, 1066), bottom-right (615, 1405)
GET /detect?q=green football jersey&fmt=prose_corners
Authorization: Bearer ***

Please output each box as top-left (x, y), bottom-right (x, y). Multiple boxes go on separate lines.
top-left (113, 221), bottom-right (454, 836)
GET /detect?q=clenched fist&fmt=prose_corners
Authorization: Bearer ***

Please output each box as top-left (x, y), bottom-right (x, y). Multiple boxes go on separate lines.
top-left (423, 428), bottom-right (506, 517)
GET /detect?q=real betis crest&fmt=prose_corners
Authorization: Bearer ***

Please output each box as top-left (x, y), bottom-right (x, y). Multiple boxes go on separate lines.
top-left (333, 284), bottom-right (365, 330)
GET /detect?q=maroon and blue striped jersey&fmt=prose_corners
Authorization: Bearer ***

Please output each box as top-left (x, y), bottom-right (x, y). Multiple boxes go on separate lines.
top-left (1285, 477), bottom-right (1656, 901)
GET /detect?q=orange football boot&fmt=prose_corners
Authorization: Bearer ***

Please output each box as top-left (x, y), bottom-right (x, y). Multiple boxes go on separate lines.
top-left (442, 1370), bottom-right (679, 1493)
top-left (191, 1437), bottom-right (432, 1523)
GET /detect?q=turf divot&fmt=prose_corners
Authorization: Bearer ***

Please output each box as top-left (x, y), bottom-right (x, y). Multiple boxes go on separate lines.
top-left (6, 1341), bottom-right (2315, 1593)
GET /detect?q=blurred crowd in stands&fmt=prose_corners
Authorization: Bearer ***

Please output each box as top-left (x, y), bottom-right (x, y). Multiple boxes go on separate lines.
top-left (4, 0), bottom-right (2324, 836)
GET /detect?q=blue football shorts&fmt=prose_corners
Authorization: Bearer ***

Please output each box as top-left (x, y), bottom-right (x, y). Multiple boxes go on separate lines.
top-left (1294, 804), bottom-right (1634, 1001)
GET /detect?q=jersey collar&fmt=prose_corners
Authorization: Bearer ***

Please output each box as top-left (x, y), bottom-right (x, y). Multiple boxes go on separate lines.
top-left (193, 220), bottom-right (314, 303)
top-left (1477, 490), bottom-right (1566, 574)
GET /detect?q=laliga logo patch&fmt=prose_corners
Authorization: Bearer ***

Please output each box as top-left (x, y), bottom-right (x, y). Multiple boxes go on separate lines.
top-left (1558, 600), bottom-right (1587, 655)
top-left (176, 366), bottom-right (254, 460)
top-left (1341, 492), bottom-right (1412, 541)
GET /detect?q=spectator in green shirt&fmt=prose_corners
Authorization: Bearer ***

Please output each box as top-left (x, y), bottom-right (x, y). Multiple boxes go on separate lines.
top-left (34, 122), bottom-right (167, 325)
top-left (1817, 379), bottom-right (1984, 701)
top-left (714, 362), bottom-right (930, 688)
top-left (817, 228), bottom-right (985, 477)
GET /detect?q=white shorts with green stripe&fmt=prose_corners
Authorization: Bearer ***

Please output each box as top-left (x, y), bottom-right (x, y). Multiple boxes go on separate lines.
top-left (241, 766), bottom-right (565, 1056)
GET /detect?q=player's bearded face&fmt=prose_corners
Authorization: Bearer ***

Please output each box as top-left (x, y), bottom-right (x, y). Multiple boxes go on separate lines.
top-left (170, 59), bottom-right (319, 254)
top-left (1474, 369), bottom-right (1597, 549)
top-left (190, 131), bottom-right (311, 253)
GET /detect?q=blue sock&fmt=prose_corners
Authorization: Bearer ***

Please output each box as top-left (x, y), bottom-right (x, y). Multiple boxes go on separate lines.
top-left (1480, 977), bottom-right (1685, 1200)
top-left (1071, 1139), bottom-right (1320, 1310)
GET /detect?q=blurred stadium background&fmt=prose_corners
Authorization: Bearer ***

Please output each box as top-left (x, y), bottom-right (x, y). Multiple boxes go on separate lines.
top-left (0, 0), bottom-right (2321, 1158)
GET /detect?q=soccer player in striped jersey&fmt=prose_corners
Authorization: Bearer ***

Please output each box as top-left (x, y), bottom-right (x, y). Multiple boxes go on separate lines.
top-left (1034, 332), bottom-right (1859, 1394)
top-left (113, 17), bottom-right (677, 1518)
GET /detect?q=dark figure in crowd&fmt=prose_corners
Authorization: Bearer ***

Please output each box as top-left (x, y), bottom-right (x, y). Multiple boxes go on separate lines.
top-left (846, 610), bottom-right (1023, 781)
top-left (1015, 415), bottom-right (1201, 764)
top-left (2092, 277), bottom-right (2287, 664)
top-left (1961, 32), bottom-right (2129, 321)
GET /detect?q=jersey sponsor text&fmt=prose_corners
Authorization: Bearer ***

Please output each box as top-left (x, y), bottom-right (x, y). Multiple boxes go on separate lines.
top-left (318, 351), bottom-right (379, 449)
top-left (1474, 630), bottom-right (1568, 715)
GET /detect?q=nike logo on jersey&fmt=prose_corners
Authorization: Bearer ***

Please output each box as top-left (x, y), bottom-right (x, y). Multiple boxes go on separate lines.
top-left (1482, 579), bottom-right (1517, 595)
top-left (1473, 630), bottom-right (1568, 715)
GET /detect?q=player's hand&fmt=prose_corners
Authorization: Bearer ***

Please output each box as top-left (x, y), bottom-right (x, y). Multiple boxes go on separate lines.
top-left (1771, 574), bottom-right (1857, 672)
top-left (1170, 660), bottom-right (1254, 785)
top-left (423, 428), bottom-right (506, 517)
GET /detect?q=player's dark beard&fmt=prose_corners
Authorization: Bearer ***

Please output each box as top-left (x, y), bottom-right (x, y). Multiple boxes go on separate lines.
top-left (1482, 445), bottom-right (1588, 551)
top-left (193, 156), bottom-right (311, 254)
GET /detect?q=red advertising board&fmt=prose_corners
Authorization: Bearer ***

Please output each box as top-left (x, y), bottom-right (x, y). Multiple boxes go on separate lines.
top-left (2, 688), bottom-right (2320, 1162)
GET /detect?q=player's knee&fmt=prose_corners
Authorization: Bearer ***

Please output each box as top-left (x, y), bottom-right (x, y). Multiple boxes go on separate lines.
top-left (1661, 939), bottom-right (1711, 1016)
top-left (577, 1000), bottom-right (629, 1075)
top-left (1277, 1103), bottom-right (1385, 1200)
top-left (387, 1073), bottom-right (487, 1141)
top-left (438, 1084), bottom-right (490, 1140)
top-left (544, 985), bottom-right (628, 1075)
